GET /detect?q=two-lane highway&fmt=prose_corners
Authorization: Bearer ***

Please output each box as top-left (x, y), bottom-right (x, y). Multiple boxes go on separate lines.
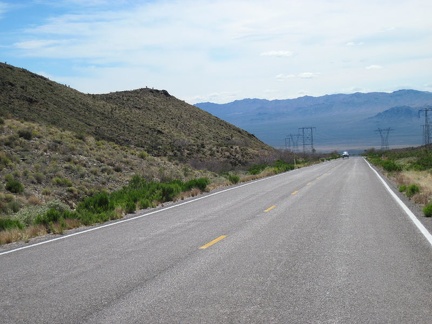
top-left (1, 157), bottom-right (431, 323)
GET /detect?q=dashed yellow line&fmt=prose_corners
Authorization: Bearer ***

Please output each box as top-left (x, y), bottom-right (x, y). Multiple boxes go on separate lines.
top-left (291, 190), bottom-right (298, 195)
top-left (265, 205), bottom-right (276, 212)
top-left (199, 235), bottom-right (227, 250)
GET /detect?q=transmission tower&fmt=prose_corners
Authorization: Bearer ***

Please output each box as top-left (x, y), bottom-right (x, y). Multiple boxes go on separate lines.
top-left (290, 133), bottom-right (301, 152)
top-left (375, 128), bottom-right (393, 150)
top-left (299, 127), bottom-right (316, 154)
top-left (419, 107), bottom-right (432, 145)
top-left (284, 136), bottom-right (291, 150)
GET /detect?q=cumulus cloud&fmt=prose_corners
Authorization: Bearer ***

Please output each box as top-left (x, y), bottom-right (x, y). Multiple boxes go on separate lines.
top-left (2, 0), bottom-right (431, 103)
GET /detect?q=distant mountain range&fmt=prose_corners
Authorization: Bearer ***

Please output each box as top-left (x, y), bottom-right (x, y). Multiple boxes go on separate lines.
top-left (196, 90), bottom-right (432, 152)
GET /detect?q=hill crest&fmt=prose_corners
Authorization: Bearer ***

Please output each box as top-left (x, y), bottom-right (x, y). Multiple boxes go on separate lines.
top-left (0, 63), bottom-right (274, 168)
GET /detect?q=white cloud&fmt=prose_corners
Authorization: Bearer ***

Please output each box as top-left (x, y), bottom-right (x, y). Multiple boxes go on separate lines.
top-left (276, 72), bottom-right (319, 81)
top-left (346, 41), bottom-right (364, 47)
top-left (2, 0), bottom-right (432, 104)
top-left (276, 73), bottom-right (296, 81)
top-left (366, 65), bottom-right (383, 70)
top-left (0, 1), bottom-right (12, 17)
top-left (298, 72), bottom-right (320, 79)
top-left (260, 50), bottom-right (293, 58)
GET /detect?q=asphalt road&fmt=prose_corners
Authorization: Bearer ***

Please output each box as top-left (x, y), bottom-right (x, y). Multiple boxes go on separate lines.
top-left (1, 157), bottom-right (431, 323)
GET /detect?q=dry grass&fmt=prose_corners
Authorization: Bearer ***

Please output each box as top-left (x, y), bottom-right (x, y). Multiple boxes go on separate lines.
top-left (0, 225), bottom-right (47, 245)
top-left (392, 170), bottom-right (432, 205)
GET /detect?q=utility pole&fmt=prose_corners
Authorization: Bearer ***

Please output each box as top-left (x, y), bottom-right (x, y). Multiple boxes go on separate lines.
top-left (375, 127), bottom-right (393, 150)
top-left (299, 127), bottom-right (316, 154)
top-left (419, 107), bottom-right (432, 146)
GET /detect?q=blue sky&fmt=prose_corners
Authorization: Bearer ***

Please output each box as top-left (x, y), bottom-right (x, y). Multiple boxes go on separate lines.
top-left (1, 0), bottom-right (431, 104)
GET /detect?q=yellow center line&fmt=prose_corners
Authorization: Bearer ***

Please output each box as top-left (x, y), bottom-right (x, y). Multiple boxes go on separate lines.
top-left (199, 235), bottom-right (227, 250)
top-left (265, 205), bottom-right (276, 212)
top-left (291, 190), bottom-right (298, 195)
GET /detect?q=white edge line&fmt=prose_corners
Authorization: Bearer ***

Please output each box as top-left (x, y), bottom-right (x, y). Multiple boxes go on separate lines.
top-left (0, 171), bottom-right (286, 256)
top-left (365, 158), bottom-right (432, 247)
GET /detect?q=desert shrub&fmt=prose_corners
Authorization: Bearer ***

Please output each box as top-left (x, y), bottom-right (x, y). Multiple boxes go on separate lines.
top-left (381, 160), bottom-right (402, 172)
top-left (34, 201), bottom-right (75, 227)
top-left (0, 152), bottom-right (12, 169)
top-left (52, 176), bottom-right (73, 187)
top-left (8, 199), bottom-right (21, 213)
top-left (5, 177), bottom-right (24, 194)
top-left (410, 154), bottom-right (432, 171)
top-left (124, 200), bottom-right (136, 214)
top-left (0, 218), bottom-right (24, 231)
top-left (228, 174), bottom-right (240, 184)
top-left (185, 178), bottom-right (210, 191)
top-left (138, 151), bottom-right (149, 159)
top-left (249, 164), bottom-right (267, 175)
top-left (78, 191), bottom-right (112, 214)
top-left (406, 184), bottom-right (420, 198)
top-left (35, 208), bottom-right (62, 226)
top-left (18, 129), bottom-right (32, 140)
top-left (34, 172), bottom-right (44, 184)
top-left (161, 183), bottom-right (182, 201)
top-left (273, 159), bottom-right (294, 173)
top-left (423, 203), bottom-right (432, 217)
top-left (138, 198), bottom-right (152, 209)
top-left (399, 185), bottom-right (407, 192)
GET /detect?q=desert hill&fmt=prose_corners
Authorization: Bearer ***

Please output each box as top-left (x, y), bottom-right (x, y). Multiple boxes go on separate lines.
top-left (0, 63), bottom-right (274, 168)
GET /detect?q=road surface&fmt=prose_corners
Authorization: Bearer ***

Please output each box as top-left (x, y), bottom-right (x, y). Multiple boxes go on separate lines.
top-left (1, 157), bottom-right (431, 323)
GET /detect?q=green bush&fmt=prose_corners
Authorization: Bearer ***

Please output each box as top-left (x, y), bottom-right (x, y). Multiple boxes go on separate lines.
top-left (0, 218), bottom-right (24, 231)
top-left (78, 191), bottom-right (112, 214)
top-left (161, 183), bottom-right (182, 201)
top-left (273, 160), bottom-right (294, 173)
top-left (381, 160), bottom-right (402, 172)
top-left (423, 203), bottom-right (432, 217)
top-left (406, 184), bottom-right (420, 198)
top-left (248, 164), bottom-right (267, 175)
top-left (399, 185), bottom-right (407, 192)
top-left (228, 174), bottom-right (240, 184)
top-left (124, 199), bottom-right (136, 214)
top-left (185, 178), bottom-right (210, 191)
top-left (52, 176), bottom-right (73, 187)
top-left (5, 178), bottom-right (24, 194)
top-left (35, 208), bottom-right (62, 226)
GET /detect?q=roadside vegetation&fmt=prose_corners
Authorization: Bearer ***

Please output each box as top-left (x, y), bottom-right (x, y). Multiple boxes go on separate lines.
top-left (0, 115), bottom-right (339, 245)
top-left (0, 63), bottom-right (342, 245)
top-left (365, 147), bottom-right (432, 217)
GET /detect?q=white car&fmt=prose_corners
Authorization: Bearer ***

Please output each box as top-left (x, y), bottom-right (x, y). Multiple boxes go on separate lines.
top-left (342, 151), bottom-right (349, 159)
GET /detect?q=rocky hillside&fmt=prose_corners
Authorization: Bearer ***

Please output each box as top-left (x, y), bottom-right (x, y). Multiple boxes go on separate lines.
top-left (0, 63), bottom-right (279, 219)
top-left (0, 63), bottom-right (274, 168)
